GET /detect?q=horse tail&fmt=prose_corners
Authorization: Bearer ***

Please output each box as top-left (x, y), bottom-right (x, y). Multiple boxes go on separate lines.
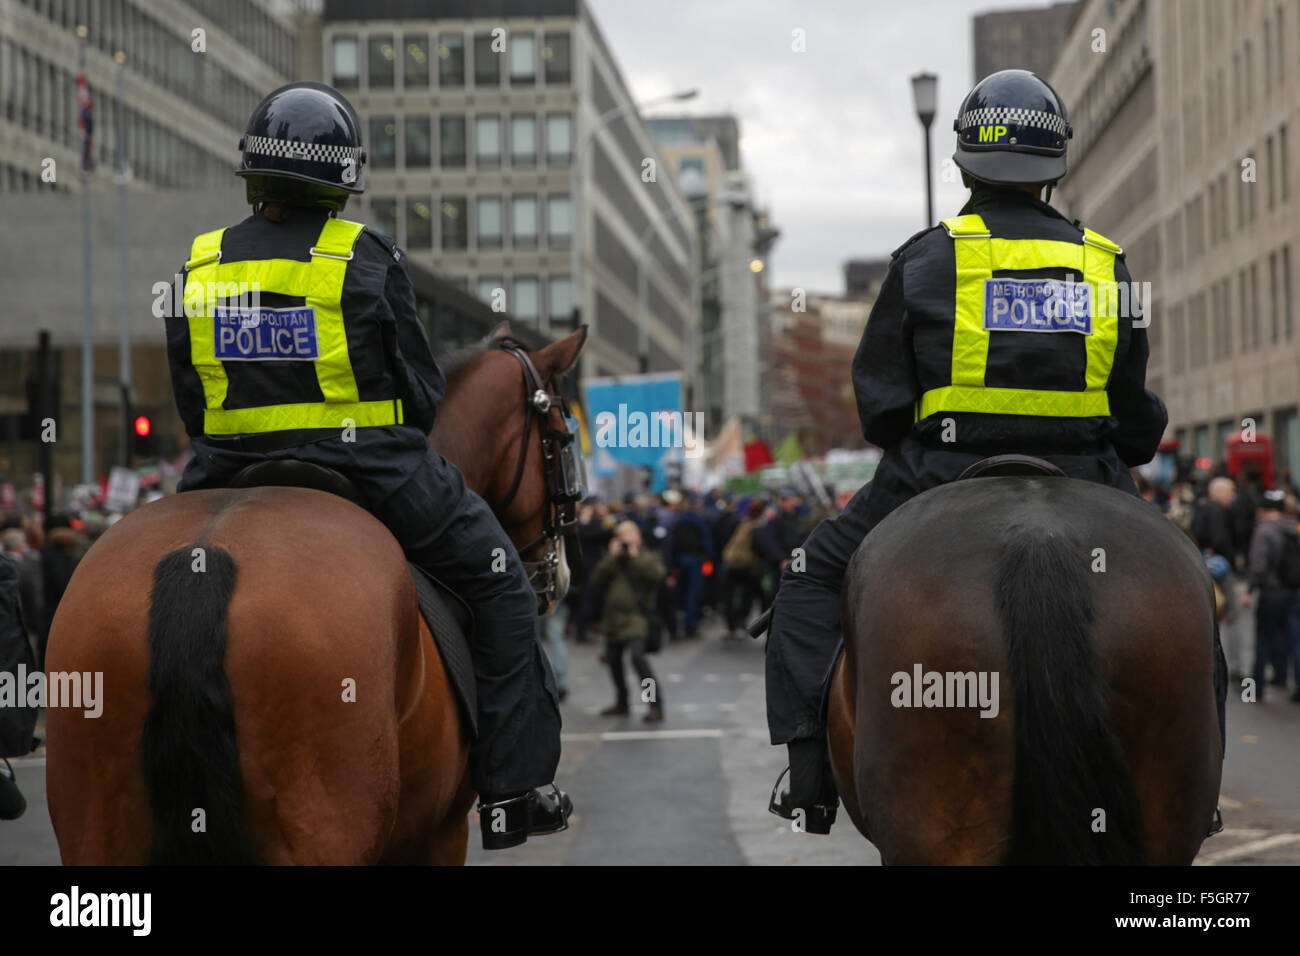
top-left (996, 524), bottom-right (1147, 865)
top-left (141, 545), bottom-right (257, 864)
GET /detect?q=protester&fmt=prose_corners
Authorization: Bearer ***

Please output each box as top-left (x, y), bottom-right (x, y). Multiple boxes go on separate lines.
top-left (0, 554), bottom-right (37, 820)
top-left (722, 498), bottom-right (768, 639)
top-left (1242, 489), bottom-right (1300, 702)
top-left (667, 493), bottom-right (715, 639)
top-left (590, 521), bottom-right (666, 722)
top-left (571, 498), bottom-right (614, 644)
top-left (759, 488), bottom-right (806, 606)
top-left (1194, 476), bottom-right (1250, 680)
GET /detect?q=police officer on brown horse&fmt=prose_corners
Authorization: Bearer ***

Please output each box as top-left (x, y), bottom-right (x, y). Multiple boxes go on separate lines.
top-left (763, 69), bottom-right (1227, 833)
top-left (164, 82), bottom-right (570, 849)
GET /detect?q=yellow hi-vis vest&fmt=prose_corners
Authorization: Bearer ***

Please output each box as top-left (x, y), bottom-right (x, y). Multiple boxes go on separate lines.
top-left (915, 212), bottom-right (1123, 422)
top-left (182, 217), bottom-right (403, 437)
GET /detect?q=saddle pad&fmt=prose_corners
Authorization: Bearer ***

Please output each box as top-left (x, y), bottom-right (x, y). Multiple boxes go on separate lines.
top-left (409, 564), bottom-right (478, 739)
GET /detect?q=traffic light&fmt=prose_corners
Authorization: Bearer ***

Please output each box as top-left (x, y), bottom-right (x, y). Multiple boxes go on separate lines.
top-left (132, 414), bottom-right (157, 458)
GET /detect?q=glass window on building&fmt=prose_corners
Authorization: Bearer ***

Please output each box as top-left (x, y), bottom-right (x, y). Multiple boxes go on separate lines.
top-left (477, 276), bottom-right (505, 308)
top-left (439, 115), bottom-right (466, 167)
top-left (509, 32), bottom-right (536, 85)
top-left (1193, 424), bottom-right (1211, 462)
top-left (474, 115), bottom-right (502, 168)
top-left (548, 275), bottom-right (573, 323)
top-left (514, 277), bottom-right (540, 324)
top-left (545, 113), bottom-right (571, 165)
top-left (405, 116), bottom-right (430, 168)
top-left (546, 194), bottom-right (572, 246)
top-left (332, 35), bottom-right (359, 88)
top-left (542, 32), bottom-right (570, 84)
top-left (437, 34), bottom-right (464, 87)
top-left (1214, 419), bottom-right (1235, 467)
top-left (404, 34), bottom-right (429, 87)
top-left (510, 114), bottom-right (537, 166)
top-left (406, 198), bottom-right (432, 248)
top-left (512, 195), bottom-right (538, 247)
top-left (368, 35), bottom-right (395, 89)
top-left (370, 116), bottom-right (396, 168)
top-left (474, 33), bottom-right (500, 86)
top-left (370, 197), bottom-right (398, 240)
top-left (441, 197), bottom-right (468, 250)
top-left (1278, 408), bottom-right (1300, 483)
top-left (476, 195), bottom-right (503, 249)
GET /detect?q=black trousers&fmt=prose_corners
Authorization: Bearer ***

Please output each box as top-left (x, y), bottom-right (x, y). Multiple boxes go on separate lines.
top-left (724, 567), bottom-right (765, 631)
top-left (765, 437), bottom-right (1228, 751)
top-left (180, 432), bottom-right (561, 796)
top-left (607, 637), bottom-right (659, 708)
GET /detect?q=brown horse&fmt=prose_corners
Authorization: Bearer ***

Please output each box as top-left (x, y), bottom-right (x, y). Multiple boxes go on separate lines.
top-left (827, 476), bottom-right (1223, 864)
top-left (45, 324), bottom-right (586, 865)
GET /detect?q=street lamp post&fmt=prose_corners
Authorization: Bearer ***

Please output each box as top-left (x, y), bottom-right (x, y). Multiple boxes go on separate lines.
top-left (115, 50), bottom-right (131, 467)
top-left (911, 72), bottom-right (938, 228)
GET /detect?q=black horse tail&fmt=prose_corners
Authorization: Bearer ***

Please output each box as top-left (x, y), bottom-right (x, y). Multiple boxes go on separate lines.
top-left (141, 545), bottom-right (256, 864)
top-left (996, 524), bottom-right (1147, 865)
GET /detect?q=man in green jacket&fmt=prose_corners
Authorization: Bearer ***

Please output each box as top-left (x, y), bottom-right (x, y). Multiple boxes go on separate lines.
top-left (591, 521), bottom-right (666, 722)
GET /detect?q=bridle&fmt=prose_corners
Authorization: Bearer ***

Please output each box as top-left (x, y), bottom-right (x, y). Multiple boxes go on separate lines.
top-left (491, 337), bottom-right (585, 614)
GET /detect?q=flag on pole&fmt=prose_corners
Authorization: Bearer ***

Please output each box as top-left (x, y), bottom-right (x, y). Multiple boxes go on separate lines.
top-left (76, 47), bottom-right (94, 173)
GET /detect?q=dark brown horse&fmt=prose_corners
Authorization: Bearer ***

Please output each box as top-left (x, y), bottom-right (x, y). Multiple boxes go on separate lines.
top-left (45, 324), bottom-right (585, 864)
top-left (827, 476), bottom-right (1223, 864)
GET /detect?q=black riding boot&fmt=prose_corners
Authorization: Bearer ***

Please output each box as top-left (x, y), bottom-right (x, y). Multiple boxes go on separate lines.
top-left (478, 785), bottom-right (573, 850)
top-left (769, 738), bottom-right (838, 834)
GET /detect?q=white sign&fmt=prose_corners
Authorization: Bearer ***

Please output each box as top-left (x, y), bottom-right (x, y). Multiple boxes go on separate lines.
top-left (105, 467), bottom-right (141, 513)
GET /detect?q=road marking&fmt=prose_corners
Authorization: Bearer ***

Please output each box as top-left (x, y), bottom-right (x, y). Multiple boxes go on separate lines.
top-left (1218, 794), bottom-right (1244, 809)
top-left (717, 702), bottom-right (737, 712)
top-left (679, 703), bottom-right (699, 713)
top-left (738, 673), bottom-right (758, 681)
top-left (561, 729), bottom-right (724, 742)
top-left (1195, 832), bottom-right (1300, 865)
top-left (704, 673), bottom-right (720, 682)
top-left (667, 673), bottom-right (684, 682)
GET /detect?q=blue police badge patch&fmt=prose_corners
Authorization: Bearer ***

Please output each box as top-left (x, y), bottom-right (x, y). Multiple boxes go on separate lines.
top-left (983, 278), bottom-right (1093, 334)
top-left (213, 306), bottom-right (320, 360)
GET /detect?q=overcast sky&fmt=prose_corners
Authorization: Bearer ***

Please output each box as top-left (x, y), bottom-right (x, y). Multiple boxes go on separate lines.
top-left (588, 0), bottom-right (1057, 295)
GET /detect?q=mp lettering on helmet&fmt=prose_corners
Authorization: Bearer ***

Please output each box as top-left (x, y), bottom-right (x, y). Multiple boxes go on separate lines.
top-left (978, 125), bottom-right (1008, 142)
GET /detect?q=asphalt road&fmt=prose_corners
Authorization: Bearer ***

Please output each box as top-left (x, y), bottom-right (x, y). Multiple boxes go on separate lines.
top-left (4, 610), bottom-right (1298, 865)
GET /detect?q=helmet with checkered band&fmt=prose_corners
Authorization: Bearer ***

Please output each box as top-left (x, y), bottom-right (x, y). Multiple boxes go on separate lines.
top-left (953, 69), bottom-right (1072, 186)
top-left (235, 82), bottom-right (366, 212)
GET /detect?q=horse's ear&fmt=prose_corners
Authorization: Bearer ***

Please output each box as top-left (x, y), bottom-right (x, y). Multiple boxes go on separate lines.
top-left (486, 320), bottom-right (512, 342)
top-left (535, 325), bottom-right (588, 380)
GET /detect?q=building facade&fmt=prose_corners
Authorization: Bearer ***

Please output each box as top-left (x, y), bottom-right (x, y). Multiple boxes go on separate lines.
top-left (972, 1), bottom-right (1078, 83)
top-left (320, 0), bottom-right (698, 384)
top-left (1049, 0), bottom-right (1300, 478)
top-left (649, 114), bottom-right (778, 436)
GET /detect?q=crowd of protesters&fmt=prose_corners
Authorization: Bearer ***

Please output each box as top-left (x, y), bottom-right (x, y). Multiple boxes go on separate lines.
top-left (550, 485), bottom-right (833, 720)
top-left (0, 512), bottom-right (103, 820)
top-left (1142, 468), bottom-right (1300, 703)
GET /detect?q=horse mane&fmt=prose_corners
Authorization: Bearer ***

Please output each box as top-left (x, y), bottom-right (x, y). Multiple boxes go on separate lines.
top-left (440, 329), bottom-right (531, 382)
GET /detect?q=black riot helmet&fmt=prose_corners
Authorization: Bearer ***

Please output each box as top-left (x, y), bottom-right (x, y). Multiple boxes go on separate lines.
top-left (235, 82), bottom-right (366, 211)
top-left (952, 69), bottom-right (1072, 187)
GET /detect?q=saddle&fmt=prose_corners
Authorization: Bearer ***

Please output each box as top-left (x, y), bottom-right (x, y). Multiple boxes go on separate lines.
top-left (229, 460), bottom-right (478, 737)
top-left (957, 454), bottom-right (1066, 480)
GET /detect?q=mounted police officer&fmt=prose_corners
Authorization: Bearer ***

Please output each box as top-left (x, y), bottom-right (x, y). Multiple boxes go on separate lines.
top-left (764, 70), bottom-right (1224, 833)
top-left (162, 82), bottom-right (570, 850)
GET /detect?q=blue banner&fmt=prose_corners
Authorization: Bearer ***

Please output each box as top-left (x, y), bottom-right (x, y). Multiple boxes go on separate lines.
top-left (583, 373), bottom-right (688, 493)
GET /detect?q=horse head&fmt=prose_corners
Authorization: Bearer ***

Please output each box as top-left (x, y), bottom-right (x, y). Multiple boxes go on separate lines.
top-left (433, 321), bottom-right (588, 615)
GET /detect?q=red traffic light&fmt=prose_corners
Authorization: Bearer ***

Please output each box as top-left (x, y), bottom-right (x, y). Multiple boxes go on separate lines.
top-left (133, 415), bottom-right (152, 438)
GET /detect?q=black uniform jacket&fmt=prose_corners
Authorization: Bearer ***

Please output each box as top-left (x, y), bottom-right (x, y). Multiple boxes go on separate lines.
top-left (164, 208), bottom-right (443, 452)
top-left (852, 187), bottom-right (1168, 466)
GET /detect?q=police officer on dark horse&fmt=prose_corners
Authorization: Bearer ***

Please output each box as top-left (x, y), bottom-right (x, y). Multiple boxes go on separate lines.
top-left (164, 82), bottom-right (570, 850)
top-left (764, 69), bottom-right (1228, 840)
